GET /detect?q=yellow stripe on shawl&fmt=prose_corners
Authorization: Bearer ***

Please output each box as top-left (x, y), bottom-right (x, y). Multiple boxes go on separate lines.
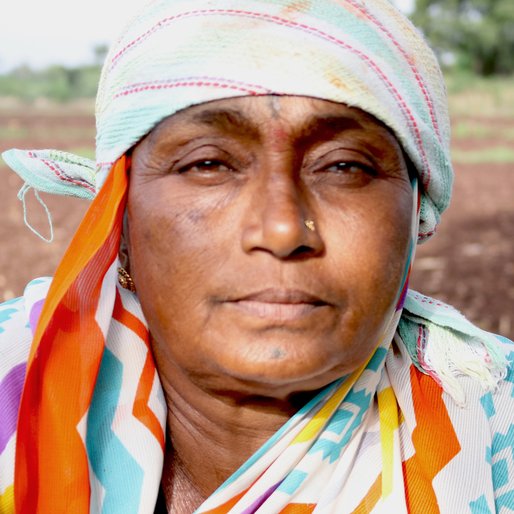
top-left (0, 485), bottom-right (14, 514)
top-left (377, 386), bottom-right (399, 498)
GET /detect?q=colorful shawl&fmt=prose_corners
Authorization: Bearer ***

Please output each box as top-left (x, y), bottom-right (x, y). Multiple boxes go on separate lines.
top-left (1, 1), bottom-right (513, 513)
top-left (0, 178), bottom-right (511, 512)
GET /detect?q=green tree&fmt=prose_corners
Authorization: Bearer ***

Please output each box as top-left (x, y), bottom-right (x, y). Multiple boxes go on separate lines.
top-left (412, 0), bottom-right (514, 76)
top-left (0, 63), bottom-right (101, 102)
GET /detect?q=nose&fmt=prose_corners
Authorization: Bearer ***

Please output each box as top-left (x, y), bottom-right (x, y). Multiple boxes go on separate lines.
top-left (241, 173), bottom-right (324, 259)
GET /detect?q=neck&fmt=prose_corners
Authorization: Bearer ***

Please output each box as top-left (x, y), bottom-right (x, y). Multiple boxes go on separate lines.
top-left (158, 364), bottom-right (316, 512)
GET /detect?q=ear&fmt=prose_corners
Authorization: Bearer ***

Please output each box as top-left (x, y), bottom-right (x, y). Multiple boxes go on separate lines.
top-left (119, 211), bottom-right (131, 271)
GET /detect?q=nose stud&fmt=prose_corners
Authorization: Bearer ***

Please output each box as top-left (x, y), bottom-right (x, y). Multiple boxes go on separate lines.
top-left (304, 219), bottom-right (316, 232)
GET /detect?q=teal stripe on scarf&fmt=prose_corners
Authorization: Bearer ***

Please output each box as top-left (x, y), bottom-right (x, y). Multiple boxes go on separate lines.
top-left (86, 348), bottom-right (144, 514)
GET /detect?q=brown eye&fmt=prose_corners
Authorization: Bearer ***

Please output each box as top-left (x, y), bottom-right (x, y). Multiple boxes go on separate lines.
top-left (179, 160), bottom-right (232, 174)
top-left (325, 162), bottom-right (376, 176)
top-left (312, 159), bottom-right (378, 188)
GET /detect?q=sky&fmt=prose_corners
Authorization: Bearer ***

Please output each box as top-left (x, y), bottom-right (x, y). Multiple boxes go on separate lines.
top-left (0, 1), bottom-right (133, 71)
top-left (0, 0), bottom-right (414, 72)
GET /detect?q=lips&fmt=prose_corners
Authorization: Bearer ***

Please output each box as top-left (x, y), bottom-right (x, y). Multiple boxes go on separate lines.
top-left (224, 288), bottom-right (330, 322)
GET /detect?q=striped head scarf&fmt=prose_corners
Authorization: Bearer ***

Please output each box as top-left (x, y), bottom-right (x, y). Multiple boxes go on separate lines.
top-left (1, 1), bottom-right (511, 514)
top-left (4, 0), bottom-right (453, 242)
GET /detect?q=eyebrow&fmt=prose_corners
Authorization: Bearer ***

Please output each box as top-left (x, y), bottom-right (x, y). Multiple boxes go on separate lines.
top-left (189, 108), bottom-right (260, 139)
top-left (295, 115), bottom-right (366, 142)
top-left (185, 107), bottom-right (371, 144)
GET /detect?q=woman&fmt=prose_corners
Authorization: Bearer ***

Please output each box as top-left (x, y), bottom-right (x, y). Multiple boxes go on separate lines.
top-left (1, 0), bottom-right (513, 513)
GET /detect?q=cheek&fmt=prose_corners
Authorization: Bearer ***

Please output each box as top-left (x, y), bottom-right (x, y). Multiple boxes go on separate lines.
top-left (127, 185), bottom-right (205, 305)
top-left (128, 178), bottom-right (213, 264)
top-left (328, 187), bottom-right (413, 320)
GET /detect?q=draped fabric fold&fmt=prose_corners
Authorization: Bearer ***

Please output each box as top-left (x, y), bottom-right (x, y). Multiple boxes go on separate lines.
top-left (1, 149), bottom-right (96, 200)
top-left (13, 156), bottom-right (166, 513)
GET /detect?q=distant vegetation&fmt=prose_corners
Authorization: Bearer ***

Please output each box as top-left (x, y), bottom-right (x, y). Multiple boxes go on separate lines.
top-left (0, 44), bottom-right (106, 102)
top-left (412, 0), bottom-right (514, 76)
top-left (0, 64), bottom-right (101, 102)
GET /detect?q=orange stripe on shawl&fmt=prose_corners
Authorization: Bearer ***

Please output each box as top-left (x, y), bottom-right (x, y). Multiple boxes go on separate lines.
top-left (402, 366), bottom-right (461, 514)
top-left (279, 503), bottom-right (316, 513)
top-left (351, 473), bottom-right (382, 514)
top-left (133, 352), bottom-right (166, 449)
top-left (14, 157), bottom-right (129, 514)
top-left (112, 289), bottom-right (166, 449)
top-left (204, 499), bottom-right (316, 514)
top-left (202, 489), bottom-right (249, 513)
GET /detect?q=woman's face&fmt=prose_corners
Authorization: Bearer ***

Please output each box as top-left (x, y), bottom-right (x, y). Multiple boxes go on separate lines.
top-left (127, 96), bottom-right (413, 398)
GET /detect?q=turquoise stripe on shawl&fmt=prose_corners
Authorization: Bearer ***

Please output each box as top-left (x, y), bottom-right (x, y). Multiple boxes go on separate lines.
top-left (86, 348), bottom-right (144, 514)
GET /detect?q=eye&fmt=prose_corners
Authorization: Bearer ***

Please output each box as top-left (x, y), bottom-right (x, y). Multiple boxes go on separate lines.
top-left (178, 159), bottom-right (232, 174)
top-left (310, 157), bottom-right (378, 188)
top-left (324, 161), bottom-right (376, 176)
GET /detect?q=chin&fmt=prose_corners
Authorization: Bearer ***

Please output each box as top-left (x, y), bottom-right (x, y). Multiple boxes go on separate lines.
top-left (208, 347), bottom-right (359, 399)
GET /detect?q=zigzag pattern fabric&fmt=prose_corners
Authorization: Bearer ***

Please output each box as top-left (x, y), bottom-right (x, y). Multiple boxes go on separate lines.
top-left (2, 297), bottom-right (514, 513)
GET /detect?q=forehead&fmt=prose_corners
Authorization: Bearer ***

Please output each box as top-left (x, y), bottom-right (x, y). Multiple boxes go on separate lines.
top-left (146, 95), bottom-right (399, 146)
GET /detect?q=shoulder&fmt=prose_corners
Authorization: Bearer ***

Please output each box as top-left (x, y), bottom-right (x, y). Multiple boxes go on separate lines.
top-left (0, 296), bottom-right (31, 371)
top-left (398, 293), bottom-right (514, 507)
top-left (0, 278), bottom-right (52, 507)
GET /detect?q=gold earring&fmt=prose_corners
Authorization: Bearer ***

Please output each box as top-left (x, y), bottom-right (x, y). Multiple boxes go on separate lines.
top-left (304, 219), bottom-right (316, 232)
top-left (118, 267), bottom-right (136, 293)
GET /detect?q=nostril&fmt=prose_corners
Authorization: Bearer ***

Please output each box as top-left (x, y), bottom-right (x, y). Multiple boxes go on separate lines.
top-left (289, 245), bottom-right (318, 259)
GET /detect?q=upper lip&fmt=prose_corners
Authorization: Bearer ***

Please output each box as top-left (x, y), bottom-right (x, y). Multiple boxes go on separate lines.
top-left (228, 288), bottom-right (329, 305)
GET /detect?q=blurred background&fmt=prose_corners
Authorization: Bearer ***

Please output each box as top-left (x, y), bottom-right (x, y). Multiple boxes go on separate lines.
top-left (1, 0), bottom-right (513, 339)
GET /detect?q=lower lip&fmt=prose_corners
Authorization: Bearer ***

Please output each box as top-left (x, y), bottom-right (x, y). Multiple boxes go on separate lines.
top-left (227, 301), bottom-right (324, 321)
